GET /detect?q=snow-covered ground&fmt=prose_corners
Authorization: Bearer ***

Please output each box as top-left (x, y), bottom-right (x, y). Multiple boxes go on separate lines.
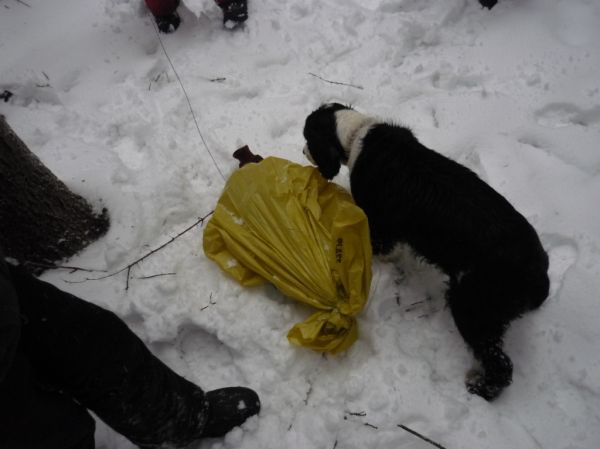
top-left (2, 0), bottom-right (600, 448)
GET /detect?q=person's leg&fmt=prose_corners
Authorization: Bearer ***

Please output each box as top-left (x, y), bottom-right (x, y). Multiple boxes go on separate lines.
top-left (144, 0), bottom-right (180, 17)
top-left (9, 266), bottom-right (259, 447)
top-left (144, 0), bottom-right (181, 33)
top-left (0, 350), bottom-right (95, 449)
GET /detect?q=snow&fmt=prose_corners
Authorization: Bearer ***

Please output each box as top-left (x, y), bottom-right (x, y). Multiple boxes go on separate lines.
top-left (1, 0), bottom-right (600, 448)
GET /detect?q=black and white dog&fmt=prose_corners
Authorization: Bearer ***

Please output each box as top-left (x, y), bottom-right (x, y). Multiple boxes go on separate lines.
top-left (302, 103), bottom-right (549, 401)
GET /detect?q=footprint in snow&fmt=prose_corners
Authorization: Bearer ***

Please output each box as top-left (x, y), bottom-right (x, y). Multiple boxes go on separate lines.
top-left (541, 234), bottom-right (579, 300)
top-left (535, 103), bottom-right (600, 129)
top-left (176, 324), bottom-right (246, 386)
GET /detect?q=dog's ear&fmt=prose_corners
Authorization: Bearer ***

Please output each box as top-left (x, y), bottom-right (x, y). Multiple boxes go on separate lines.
top-left (306, 137), bottom-right (342, 179)
top-left (303, 105), bottom-right (347, 179)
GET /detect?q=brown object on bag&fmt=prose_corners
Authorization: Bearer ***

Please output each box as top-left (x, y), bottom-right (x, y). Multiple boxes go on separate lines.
top-left (233, 145), bottom-right (263, 168)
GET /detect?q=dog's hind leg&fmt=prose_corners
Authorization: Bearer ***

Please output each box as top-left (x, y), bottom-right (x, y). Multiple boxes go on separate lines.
top-left (447, 274), bottom-right (515, 401)
top-left (465, 341), bottom-right (513, 401)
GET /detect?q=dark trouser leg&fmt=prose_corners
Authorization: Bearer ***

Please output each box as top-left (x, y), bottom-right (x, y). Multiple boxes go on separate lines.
top-left (144, 0), bottom-right (180, 17)
top-left (0, 350), bottom-right (95, 449)
top-left (9, 266), bottom-right (208, 448)
top-left (144, 0), bottom-right (181, 33)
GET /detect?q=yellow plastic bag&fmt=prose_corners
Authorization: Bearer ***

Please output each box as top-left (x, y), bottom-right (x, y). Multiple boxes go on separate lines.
top-left (203, 157), bottom-right (372, 353)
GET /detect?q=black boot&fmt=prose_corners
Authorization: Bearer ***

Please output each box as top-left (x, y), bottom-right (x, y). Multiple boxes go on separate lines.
top-left (479, 0), bottom-right (498, 9)
top-left (217, 0), bottom-right (248, 28)
top-left (155, 11), bottom-right (181, 33)
top-left (202, 387), bottom-right (260, 437)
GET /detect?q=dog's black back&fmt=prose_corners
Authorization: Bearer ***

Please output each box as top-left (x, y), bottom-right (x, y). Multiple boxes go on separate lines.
top-left (353, 124), bottom-right (548, 302)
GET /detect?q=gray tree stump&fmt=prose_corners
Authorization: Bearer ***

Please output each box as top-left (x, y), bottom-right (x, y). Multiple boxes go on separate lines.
top-left (0, 115), bottom-right (109, 271)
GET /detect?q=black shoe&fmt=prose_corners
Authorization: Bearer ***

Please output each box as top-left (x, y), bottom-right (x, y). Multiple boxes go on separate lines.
top-left (202, 387), bottom-right (260, 437)
top-left (155, 11), bottom-right (181, 33)
top-left (218, 0), bottom-right (248, 28)
top-left (479, 0), bottom-right (498, 9)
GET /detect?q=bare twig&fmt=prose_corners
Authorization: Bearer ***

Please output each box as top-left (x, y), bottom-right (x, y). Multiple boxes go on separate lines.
top-left (397, 424), bottom-right (448, 449)
top-left (405, 300), bottom-right (424, 312)
top-left (345, 410), bottom-right (367, 417)
top-left (304, 380), bottom-right (313, 405)
top-left (66, 212), bottom-right (213, 289)
top-left (35, 71), bottom-right (51, 88)
top-left (308, 72), bottom-right (364, 90)
top-left (200, 76), bottom-right (226, 83)
top-left (342, 409), bottom-right (447, 449)
top-left (136, 272), bottom-right (176, 280)
top-left (149, 72), bottom-right (164, 90)
top-left (200, 293), bottom-right (216, 310)
top-left (25, 261), bottom-right (107, 274)
top-left (14, 0), bottom-right (32, 7)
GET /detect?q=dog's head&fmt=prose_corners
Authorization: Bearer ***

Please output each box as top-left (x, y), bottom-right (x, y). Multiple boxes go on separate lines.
top-left (302, 103), bottom-right (352, 179)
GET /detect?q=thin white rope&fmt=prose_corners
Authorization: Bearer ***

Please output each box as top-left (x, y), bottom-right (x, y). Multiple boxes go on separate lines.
top-left (152, 20), bottom-right (226, 182)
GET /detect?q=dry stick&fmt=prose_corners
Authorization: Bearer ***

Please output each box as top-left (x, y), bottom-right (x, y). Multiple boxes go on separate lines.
top-left (151, 21), bottom-right (226, 181)
top-left (345, 411), bottom-right (367, 417)
top-left (14, 0), bottom-right (32, 7)
top-left (199, 76), bottom-right (226, 83)
top-left (148, 73), bottom-right (162, 91)
top-left (135, 272), bottom-right (176, 280)
top-left (397, 424), bottom-right (448, 449)
top-left (25, 261), bottom-right (107, 274)
top-left (200, 293), bottom-right (216, 311)
top-left (345, 410), bottom-right (447, 449)
top-left (308, 72), bottom-right (364, 90)
top-left (119, 212), bottom-right (212, 290)
top-left (67, 212), bottom-right (213, 289)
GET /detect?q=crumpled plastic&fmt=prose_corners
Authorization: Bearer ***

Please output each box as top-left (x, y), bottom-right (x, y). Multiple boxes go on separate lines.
top-left (203, 157), bottom-right (372, 353)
